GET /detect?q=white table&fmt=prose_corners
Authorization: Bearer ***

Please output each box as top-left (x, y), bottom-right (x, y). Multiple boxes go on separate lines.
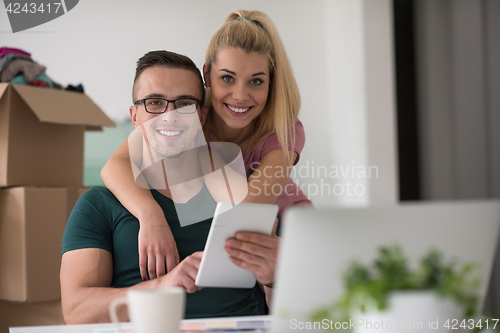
top-left (9, 315), bottom-right (272, 333)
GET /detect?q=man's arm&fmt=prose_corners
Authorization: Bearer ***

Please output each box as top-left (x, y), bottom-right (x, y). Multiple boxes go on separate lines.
top-left (61, 248), bottom-right (151, 324)
top-left (60, 248), bottom-right (202, 324)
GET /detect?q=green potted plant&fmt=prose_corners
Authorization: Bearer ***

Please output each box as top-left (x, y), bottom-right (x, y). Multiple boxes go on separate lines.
top-left (311, 244), bottom-right (482, 332)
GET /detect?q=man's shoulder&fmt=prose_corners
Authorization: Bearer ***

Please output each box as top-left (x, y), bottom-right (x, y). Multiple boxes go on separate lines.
top-left (80, 186), bottom-right (119, 204)
top-left (82, 185), bottom-right (113, 197)
top-left (63, 187), bottom-right (117, 256)
top-left (78, 187), bottom-right (160, 219)
top-left (73, 186), bottom-right (126, 218)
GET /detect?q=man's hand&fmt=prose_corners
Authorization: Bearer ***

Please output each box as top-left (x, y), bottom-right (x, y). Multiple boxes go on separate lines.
top-left (138, 214), bottom-right (180, 280)
top-left (157, 251), bottom-right (203, 293)
top-left (225, 218), bottom-right (279, 286)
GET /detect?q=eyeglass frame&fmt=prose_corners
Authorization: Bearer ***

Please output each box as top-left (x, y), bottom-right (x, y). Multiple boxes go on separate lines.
top-left (133, 97), bottom-right (201, 114)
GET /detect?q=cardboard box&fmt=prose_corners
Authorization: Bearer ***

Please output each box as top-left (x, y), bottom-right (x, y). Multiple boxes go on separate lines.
top-left (0, 83), bottom-right (114, 187)
top-left (0, 300), bottom-right (64, 333)
top-left (0, 186), bottom-right (88, 302)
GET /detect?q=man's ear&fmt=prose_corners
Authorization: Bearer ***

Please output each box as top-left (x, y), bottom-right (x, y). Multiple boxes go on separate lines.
top-left (203, 63), bottom-right (210, 88)
top-left (129, 105), bottom-right (140, 128)
top-left (199, 106), bottom-right (208, 127)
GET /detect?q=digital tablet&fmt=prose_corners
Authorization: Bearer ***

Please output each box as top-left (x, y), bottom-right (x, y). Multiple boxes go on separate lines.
top-left (195, 202), bottom-right (279, 288)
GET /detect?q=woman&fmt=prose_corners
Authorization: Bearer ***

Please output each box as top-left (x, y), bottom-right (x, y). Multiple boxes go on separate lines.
top-left (101, 10), bottom-right (312, 282)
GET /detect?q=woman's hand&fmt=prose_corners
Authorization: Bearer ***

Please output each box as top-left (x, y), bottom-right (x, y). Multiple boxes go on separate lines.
top-left (224, 218), bottom-right (279, 286)
top-left (138, 213), bottom-right (180, 280)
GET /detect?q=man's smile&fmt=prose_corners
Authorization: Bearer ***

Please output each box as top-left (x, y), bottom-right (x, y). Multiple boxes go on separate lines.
top-left (158, 130), bottom-right (182, 137)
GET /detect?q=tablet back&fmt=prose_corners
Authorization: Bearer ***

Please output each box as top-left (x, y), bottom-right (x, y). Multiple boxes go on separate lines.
top-left (196, 202), bottom-right (278, 288)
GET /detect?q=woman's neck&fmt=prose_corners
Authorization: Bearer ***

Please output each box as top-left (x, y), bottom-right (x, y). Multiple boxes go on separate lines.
top-left (209, 113), bottom-right (254, 150)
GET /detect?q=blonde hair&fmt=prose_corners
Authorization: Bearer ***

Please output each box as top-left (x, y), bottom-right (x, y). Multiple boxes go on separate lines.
top-left (204, 10), bottom-right (301, 164)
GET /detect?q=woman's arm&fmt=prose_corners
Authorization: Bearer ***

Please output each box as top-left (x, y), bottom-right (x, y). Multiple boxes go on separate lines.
top-left (200, 144), bottom-right (296, 205)
top-left (101, 140), bottom-right (179, 279)
top-left (244, 149), bottom-right (297, 204)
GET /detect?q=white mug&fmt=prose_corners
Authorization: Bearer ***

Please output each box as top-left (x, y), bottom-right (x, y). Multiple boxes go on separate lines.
top-left (109, 287), bottom-right (186, 333)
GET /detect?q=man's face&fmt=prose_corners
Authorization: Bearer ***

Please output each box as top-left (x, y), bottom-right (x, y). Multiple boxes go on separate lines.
top-left (130, 66), bottom-right (206, 159)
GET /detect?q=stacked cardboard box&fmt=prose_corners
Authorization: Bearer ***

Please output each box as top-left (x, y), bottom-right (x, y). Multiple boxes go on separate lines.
top-left (0, 83), bottom-right (114, 332)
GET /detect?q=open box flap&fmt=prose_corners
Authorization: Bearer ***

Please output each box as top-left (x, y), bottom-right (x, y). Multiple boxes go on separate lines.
top-left (12, 84), bottom-right (115, 128)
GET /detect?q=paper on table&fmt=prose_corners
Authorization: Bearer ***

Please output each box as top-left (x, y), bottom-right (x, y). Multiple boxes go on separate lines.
top-left (94, 318), bottom-right (270, 332)
top-left (94, 326), bottom-right (132, 333)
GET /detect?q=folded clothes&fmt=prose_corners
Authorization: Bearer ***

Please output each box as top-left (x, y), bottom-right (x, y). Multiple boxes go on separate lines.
top-left (65, 83), bottom-right (84, 93)
top-left (44, 74), bottom-right (63, 90)
top-left (28, 80), bottom-right (50, 88)
top-left (0, 46), bottom-right (31, 59)
top-left (10, 71), bottom-right (53, 88)
top-left (51, 80), bottom-right (63, 90)
top-left (0, 53), bottom-right (32, 72)
top-left (0, 59), bottom-right (46, 82)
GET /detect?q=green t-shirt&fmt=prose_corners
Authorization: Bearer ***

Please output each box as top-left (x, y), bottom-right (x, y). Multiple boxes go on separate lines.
top-left (62, 186), bottom-right (258, 318)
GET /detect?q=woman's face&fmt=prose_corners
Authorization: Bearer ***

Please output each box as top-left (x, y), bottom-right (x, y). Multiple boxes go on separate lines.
top-left (205, 47), bottom-right (270, 132)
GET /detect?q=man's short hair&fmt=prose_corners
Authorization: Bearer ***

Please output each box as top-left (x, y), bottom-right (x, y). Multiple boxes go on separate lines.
top-left (132, 50), bottom-right (205, 106)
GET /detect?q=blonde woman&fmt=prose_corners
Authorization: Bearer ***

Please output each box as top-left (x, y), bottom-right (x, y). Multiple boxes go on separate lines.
top-left (101, 10), bottom-right (312, 284)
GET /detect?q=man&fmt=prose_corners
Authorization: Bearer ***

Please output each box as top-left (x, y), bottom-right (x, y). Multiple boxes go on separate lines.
top-left (60, 51), bottom-right (278, 324)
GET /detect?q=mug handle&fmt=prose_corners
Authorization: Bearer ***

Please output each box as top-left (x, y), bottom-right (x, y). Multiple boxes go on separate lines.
top-left (109, 296), bottom-right (128, 323)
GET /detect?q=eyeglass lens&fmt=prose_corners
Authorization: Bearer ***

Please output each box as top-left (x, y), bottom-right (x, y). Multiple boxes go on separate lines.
top-left (145, 98), bottom-right (197, 114)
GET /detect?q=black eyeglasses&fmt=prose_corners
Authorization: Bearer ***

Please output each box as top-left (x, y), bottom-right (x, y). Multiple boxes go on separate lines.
top-left (134, 97), bottom-right (201, 114)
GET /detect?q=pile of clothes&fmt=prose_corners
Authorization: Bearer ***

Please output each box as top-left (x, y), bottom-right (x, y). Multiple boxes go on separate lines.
top-left (0, 46), bottom-right (84, 92)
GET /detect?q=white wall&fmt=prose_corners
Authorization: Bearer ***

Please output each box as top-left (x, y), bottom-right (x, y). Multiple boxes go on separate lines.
top-left (310, 0), bottom-right (397, 207)
top-left (0, 0), bottom-right (398, 207)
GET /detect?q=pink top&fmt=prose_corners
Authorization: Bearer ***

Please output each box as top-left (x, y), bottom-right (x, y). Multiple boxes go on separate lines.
top-left (242, 120), bottom-right (312, 217)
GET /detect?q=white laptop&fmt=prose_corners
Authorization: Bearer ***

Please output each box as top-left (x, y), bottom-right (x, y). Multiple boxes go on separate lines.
top-left (270, 200), bottom-right (500, 332)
